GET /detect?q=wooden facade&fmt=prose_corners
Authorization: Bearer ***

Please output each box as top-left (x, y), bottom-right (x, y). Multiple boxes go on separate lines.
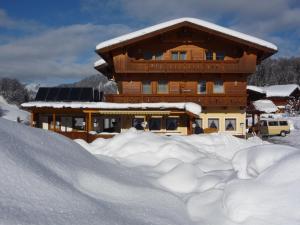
top-left (23, 18), bottom-right (277, 141)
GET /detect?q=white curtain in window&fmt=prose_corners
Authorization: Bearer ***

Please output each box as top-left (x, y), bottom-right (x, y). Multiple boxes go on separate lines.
top-left (157, 81), bottom-right (168, 93)
top-left (208, 119), bottom-right (219, 129)
top-left (225, 119), bottom-right (236, 131)
top-left (214, 80), bottom-right (224, 93)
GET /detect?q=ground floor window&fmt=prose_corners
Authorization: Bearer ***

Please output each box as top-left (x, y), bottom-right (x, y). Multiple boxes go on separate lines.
top-left (166, 117), bottom-right (179, 130)
top-left (149, 118), bottom-right (162, 130)
top-left (208, 118), bottom-right (219, 130)
top-left (60, 116), bottom-right (72, 132)
top-left (225, 118), bottom-right (236, 131)
top-left (133, 117), bottom-right (144, 130)
top-left (73, 117), bottom-right (85, 131)
top-left (103, 118), bottom-right (119, 132)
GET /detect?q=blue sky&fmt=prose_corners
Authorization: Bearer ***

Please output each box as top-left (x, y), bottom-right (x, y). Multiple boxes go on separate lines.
top-left (0, 0), bottom-right (300, 85)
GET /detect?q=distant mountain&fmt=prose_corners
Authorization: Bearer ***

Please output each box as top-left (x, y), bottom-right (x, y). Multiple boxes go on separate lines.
top-left (60, 74), bottom-right (117, 94)
top-left (25, 83), bottom-right (40, 100)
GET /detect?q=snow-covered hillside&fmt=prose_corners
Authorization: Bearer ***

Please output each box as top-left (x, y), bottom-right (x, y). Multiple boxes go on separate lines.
top-left (0, 95), bottom-right (29, 123)
top-left (1, 118), bottom-right (300, 225)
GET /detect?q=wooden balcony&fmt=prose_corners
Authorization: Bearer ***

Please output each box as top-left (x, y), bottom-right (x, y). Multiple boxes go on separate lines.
top-left (105, 94), bottom-right (247, 107)
top-left (114, 57), bottom-right (256, 74)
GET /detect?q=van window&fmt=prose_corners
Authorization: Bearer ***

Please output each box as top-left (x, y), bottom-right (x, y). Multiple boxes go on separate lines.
top-left (279, 121), bottom-right (288, 126)
top-left (268, 121), bottom-right (278, 126)
top-left (261, 121), bottom-right (267, 126)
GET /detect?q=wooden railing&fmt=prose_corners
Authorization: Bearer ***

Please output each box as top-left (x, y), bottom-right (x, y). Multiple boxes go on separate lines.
top-left (105, 94), bottom-right (247, 107)
top-left (114, 57), bottom-right (256, 74)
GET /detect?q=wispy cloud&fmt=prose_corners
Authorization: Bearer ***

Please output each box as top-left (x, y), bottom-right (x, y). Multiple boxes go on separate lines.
top-left (0, 8), bottom-right (132, 84)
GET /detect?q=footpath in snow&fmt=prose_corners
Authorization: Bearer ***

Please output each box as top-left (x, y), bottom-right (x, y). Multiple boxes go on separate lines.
top-left (1, 117), bottom-right (300, 225)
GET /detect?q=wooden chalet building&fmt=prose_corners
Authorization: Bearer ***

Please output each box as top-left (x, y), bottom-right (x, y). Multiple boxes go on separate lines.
top-left (22, 17), bottom-right (277, 141)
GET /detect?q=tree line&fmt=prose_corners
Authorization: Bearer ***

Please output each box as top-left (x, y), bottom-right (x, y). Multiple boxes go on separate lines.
top-left (248, 57), bottom-right (300, 86)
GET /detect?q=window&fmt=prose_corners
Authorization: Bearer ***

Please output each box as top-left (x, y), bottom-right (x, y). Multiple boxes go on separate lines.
top-left (216, 52), bottom-right (225, 61)
top-left (144, 51), bottom-right (152, 60)
top-left (225, 119), bottom-right (236, 131)
top-left (61, 116), bottom-right (72, 132)
top-left (154, 52), bottom-right (163, 60)
top-left (172, 51), bottom-right (186, 60)
top-left (103, 117), bottom-right (119, 133)
top-left (142, 81), bottom-right (152, 94)
top-left (195, 119), bottom-right (202, 128)
top-left (205, 50), bottom-right (213, 60)
top-left (166, 117), bottom-right (179, 130)
top-left (279, 121), bottom-right (288, 126)
top-left (213, 80), bottom-right (224, 93)
top-left (157, 80), bottom-right (169, 94)
top-left (268, 121), bottom-right (279, 126)
top-left (197, 80), bottom-right (206, 94)
top-left (208, 118), bottom-right (219, 130)
top-left (149, 118), bottom-right (161, 131)
top-left (132, 118), bottom-right (144, 130)
top-left (73, 117), bottom-right (85, 131)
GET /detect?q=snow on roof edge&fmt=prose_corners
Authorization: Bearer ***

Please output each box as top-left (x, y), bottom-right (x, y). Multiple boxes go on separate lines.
top-left (96, 17), bottom-right (278, 52)
top-left (94, 59), bottom-right (107, 68)
top-left (252, 100), bottom-right (278, 113)
top-left (247, 85), bottom-right (266, 94)
top-left (21, 102), bottom-right (201, 116)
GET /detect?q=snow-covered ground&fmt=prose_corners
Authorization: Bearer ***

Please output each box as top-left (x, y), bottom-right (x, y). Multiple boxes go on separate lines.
top-left (0, 95), bottom-right (30, 123)
top-left (2, 116), bottom-right (300, 225)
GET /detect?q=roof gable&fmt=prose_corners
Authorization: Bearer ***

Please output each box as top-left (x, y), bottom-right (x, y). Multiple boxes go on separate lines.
top-left (96, 17), bottom-right (277, 54)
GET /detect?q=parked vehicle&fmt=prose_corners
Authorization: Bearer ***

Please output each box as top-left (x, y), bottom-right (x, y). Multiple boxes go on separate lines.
top-left (259, 119), bottom-right (290, 137)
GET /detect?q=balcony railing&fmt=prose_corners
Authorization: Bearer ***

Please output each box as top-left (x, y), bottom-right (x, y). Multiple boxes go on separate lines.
top-left (114, 57), bottom-right (256, 74)
top-left (105, 94), bottom-right (247, 107)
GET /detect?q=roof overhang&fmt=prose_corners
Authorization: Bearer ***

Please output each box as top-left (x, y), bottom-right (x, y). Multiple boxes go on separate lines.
top-left (95, 17), bottom-right (277, 61)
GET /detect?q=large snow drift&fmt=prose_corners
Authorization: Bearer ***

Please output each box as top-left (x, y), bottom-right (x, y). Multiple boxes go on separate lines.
top-left (0, 119), bottom-right (191, 225)
top-left (77, 128), bottom-right (300, 225)
top-left (2, 117), bottom-right (300, 225)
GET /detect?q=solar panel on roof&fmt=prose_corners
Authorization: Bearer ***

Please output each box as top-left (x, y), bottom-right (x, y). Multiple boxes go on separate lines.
top-left (35, 87), bottom-right (98, 102)
top-left (35, 87), bottom-right (49, 101)
top-left (68, 88), bottom-right (82, 101)
top-left (46, 88), bottom-right (60, 101)
top-left (56, 88), bottom-right (71, 101)
top-left (80, 88), bottom-right (94, 101)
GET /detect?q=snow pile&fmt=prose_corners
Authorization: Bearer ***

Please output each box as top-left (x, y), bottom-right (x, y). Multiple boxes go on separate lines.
top-left (0, 95), bottom-right (29, 123)
top-left (96, 17), bottom-right (277, 51)
top-left (22, 101), bottom-right (201, 116)
top-left (252, 99), bottom-right (278, 113)
top-left (77, 129), bottom-right (300, 225)
top-left (0, 118), bottom-right (191, 225)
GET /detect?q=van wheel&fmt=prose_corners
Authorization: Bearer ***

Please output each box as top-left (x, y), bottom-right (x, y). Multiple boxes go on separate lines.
top-left (280, 131), bottom-right (286, 137)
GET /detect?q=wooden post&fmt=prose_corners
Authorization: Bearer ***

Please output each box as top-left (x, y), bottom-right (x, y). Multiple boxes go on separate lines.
top-left (52, 113), bottom-right (56, 131)
top-left (88, 112), bottom-right (92, 132)
top-left (30, 112), bottom-right (35, 127)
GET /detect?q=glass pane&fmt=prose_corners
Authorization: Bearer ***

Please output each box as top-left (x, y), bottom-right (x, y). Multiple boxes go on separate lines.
top-left (279, 121), bottom-right (288, 126)
top-left (225, 119), bottom-right (236, 131)
top-left (73, 117), bottom-right (85, 130)
top-left (216, 52), bottom-right (225, 61)
top-left (172, 52), bottom-right (178, 60)
top-left (214, 80), bottom-right (224, 93)
top-left (195, 119), bottom-right (202, 127)
top-left (268, 121), bottom-right (278, 126)
top-left (205, 51), bottom-right (213, 60)
top-left (149, 118), bottom-right (161, 131)
top-left (144, 51), bottom-right (152, 60)
top-left (208, 119), bottom-right (219, 129)
top-left (180, 52), bottom-right (186, 60)
top-left (155, 52), bottom-right (163, 60)
top-left (142, 81), bottom-right (152, 94)
top-left (166, 118), bottom-right (178, 130)
top-left (157, 80), bottom-right (168, 94)
top-left (197, 81), bottom-right (206, 94)
top-left (132, 118), bottom-right (144, 130)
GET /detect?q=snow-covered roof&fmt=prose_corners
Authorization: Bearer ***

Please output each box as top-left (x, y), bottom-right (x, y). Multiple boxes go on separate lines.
top-left (252, 100), bottom-right (278, 113)
top-left (264, 84), bottom-right (300, 97)
top-left (96, 17), bottom-right (277, 52)
top-left (22, 102), bottom-right (201, 116)
top-left (247, 85), bottom-right (266, 94)
top-left (94, 59), bottom-right (107, 68)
